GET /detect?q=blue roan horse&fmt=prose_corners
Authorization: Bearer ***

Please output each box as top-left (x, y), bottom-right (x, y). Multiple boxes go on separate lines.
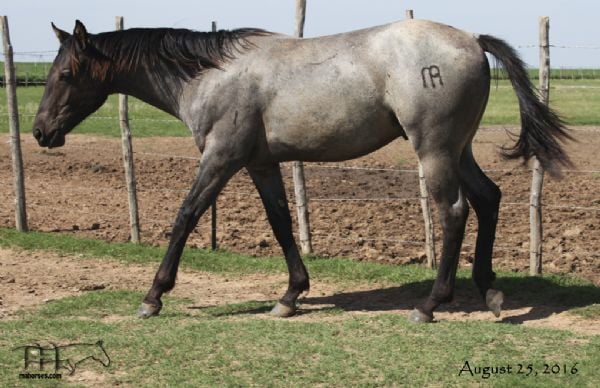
top-left (33, 19), bottom-right (571, 323)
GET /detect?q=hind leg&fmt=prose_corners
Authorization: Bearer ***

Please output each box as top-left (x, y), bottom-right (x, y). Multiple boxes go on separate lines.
top-left (248, 164), bottom-right (310, 317)
top-left (409, 154), bottom-right (469, 323)
top-left (459, 146), bottom-right (504, 316)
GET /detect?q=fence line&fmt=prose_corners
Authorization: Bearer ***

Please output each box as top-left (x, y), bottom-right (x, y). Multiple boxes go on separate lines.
top-left (515, 44), bottom-right (600, 49)
top-left (6, 81), bottom-right (600, 88)
top-left (5, 111), bottom-right (600, 131)
top-left (5, 44), bottom-right (600, 55)
top-left (4, 145), bottom-right (599, 257)
top-left (5, 139), bottom-right (600, 175)
top-left (7, 181), bottom-right (600, 211)
top-left (20, 199), bottom-right (537, 253)
top-left (9, 191), bottom-right (598, 213)
top-left (40, 142), bottom-right (600, 175)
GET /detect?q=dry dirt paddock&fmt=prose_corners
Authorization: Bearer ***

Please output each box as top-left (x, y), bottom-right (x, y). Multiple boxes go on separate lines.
top-left (0, 126), bottom-right (599, 286)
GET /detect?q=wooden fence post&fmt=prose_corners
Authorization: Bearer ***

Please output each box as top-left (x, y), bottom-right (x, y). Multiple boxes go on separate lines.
top-left (419, 163), bottom-right (436, 269)
top-left (115, 16), bottom-right (140, 243)
top-left (405, 9), bottom-right (436, 268)
top-left (2, 16), bottom-right (28, 232)
top-left (210, 20), bottom-right (218, 251)
top-left (530, 16), bottom-right (550, 275)
top-left (293, 0), bottom-right (313, 254)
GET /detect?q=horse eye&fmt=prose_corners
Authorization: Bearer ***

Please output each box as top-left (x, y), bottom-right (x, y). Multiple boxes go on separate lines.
top-left (59, 69), bottom-right (72, 80)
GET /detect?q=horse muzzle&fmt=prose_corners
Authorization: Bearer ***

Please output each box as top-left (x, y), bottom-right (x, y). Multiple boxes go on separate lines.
top-left (33, 127), bottom-right (65, 148)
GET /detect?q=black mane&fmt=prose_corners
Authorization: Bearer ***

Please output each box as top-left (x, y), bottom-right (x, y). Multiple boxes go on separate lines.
top-left (81, 27), bottom-right (270, 80)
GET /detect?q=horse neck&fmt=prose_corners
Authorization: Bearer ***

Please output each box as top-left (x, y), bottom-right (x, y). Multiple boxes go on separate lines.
top-left (92, 27), bottom-right (267, 119)
top-left (109, 65), bottom-right (184, 118)
top-left (90, 31), bottom-right (186, 117)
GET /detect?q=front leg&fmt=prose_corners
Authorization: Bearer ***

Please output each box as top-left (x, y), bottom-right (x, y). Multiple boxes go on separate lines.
top-left (139, 145), bottom-right (243, 318)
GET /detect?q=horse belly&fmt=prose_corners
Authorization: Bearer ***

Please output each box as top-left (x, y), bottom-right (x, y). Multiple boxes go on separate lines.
top-left (264, 104), bottom-right (402, 162)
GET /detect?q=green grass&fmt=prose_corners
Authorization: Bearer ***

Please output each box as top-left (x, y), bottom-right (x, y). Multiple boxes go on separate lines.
top-left (0, 290), bottom-right (598, 386)
top-left (481, 79), bottom-right (600, 125)
top-left (0, 228), bottom-right (598, 386)
top-left (1, 227), bottom-right (598, 313)
top-left (0, 61), bottom-right (50, 84)
top-left (0, 86), bottom-right (190, 137)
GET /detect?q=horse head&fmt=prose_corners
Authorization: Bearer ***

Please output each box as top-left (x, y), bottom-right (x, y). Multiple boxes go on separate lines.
top-left (33, 21), bottom-right (110, 148)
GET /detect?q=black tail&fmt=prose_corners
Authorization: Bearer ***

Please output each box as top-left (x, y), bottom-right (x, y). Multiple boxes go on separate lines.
top-left (477, 34), bottom-right (573, 177)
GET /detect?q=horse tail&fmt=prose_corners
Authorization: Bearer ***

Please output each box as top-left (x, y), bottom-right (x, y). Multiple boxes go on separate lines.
top-left (477, 34), bottom-right (573, 177)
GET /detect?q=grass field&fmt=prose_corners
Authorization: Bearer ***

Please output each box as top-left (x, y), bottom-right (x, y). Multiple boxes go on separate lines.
top-left (1, 294), bottom-right (597, 386)
top-left (0, 86), bottom-right (190, 137)
top-left (0, 229), bottom-right (598, 386)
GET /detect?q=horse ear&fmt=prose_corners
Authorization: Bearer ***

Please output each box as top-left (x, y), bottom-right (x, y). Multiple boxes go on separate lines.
top-left (73, 20), bottom-right (89, 50)
top-left (51, 22), bottom-right (70, 43)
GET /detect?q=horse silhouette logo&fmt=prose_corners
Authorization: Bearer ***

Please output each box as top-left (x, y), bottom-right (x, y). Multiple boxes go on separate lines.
top-left (13, 340), bottom-right (110, 375)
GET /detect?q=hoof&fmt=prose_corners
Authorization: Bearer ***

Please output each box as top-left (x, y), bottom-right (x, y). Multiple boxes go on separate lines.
top-left (408, 308), bottom-right (433, 324)
top-left (486, 289), bottom-right (504, 318)
top-left (269, 302), bottom-right (296, 318)
top-left (138, 302), bottom-right (161, 319)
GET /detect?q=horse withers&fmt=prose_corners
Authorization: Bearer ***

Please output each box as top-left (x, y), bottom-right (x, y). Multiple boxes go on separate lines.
top-left (33, 19), bottom-right (571, 323)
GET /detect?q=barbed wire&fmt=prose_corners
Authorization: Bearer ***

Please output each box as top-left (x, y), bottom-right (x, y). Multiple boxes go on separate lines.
top-left (7, 113), bottom-right (600, 135)
top-left (2, 44), bottom-right (600, 56)
top-left (8, 181), bottom-right (600, 211)
top-left (488, 84), bottom-right (600, 90)
top-left (4, 139), bottom-right (600, 176)
top-left (1, 50), bottom-right (57, 55)
top-left (0, 113), bottom-right (182, 123)
top-left (517, 44), bottom-right (600, 49)
top-left (20, 200), bottom-right (531, 252)
top-left (2, 176), bottom-right (598, 257)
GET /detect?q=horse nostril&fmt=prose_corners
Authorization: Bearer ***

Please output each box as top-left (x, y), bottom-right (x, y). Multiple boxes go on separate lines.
top-left (33, 128), bottom-right (44, 141)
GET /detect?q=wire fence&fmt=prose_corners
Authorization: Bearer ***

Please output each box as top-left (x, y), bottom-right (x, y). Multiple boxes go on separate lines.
top-left (2, 133), bottom-right (599, 263)
top-left (2, 42), bottom-right (600, 85)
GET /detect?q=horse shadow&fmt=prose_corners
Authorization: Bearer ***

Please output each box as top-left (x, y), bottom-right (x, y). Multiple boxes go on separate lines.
top-left (202, 276), bottom-right (599, 325)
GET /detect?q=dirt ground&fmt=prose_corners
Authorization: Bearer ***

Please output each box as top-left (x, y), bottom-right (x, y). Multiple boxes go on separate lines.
top-left (0, 247), bottom-right (597, 336)
top-left (1, 127), bottom-right (599, 285)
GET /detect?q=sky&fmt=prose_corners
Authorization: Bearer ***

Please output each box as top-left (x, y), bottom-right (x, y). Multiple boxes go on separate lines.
top-left (2, 0), bottom-right (599, 68)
